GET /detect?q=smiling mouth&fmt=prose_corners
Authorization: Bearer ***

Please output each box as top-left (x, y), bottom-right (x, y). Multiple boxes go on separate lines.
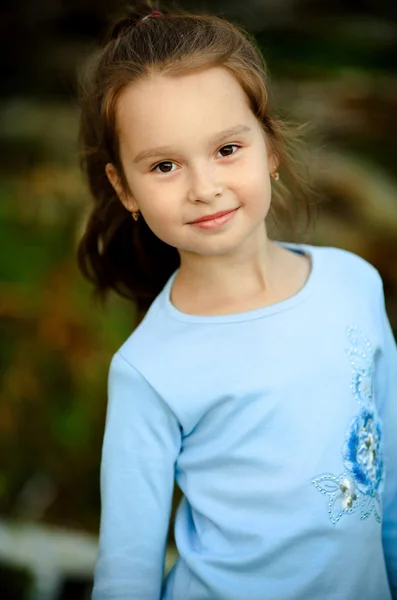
top-left (188, 208), bottom-right (238, 224)
top-left (188, 207), bottom-right (239, 230)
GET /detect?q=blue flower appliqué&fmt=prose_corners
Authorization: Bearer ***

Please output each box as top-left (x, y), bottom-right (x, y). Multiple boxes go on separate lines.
top-left (311, 325), bottom-right (384, 525)
top-left (343, 408), bottom-right (383, 496)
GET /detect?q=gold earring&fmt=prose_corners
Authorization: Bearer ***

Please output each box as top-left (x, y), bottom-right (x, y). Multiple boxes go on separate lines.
top-left (271, 171), bottom-right (280, 181)
top-left (131, 210), bottom-right (140, 221)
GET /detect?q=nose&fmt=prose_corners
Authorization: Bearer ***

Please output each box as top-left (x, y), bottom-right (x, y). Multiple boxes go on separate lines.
top-left (187, 163), bottom-right (223, 203)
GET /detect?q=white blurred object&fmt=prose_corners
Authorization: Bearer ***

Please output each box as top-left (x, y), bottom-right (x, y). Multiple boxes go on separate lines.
top-left (0, 519), bottom-right (96, 600)
top-left (0, 519), bottom-right (178, 600)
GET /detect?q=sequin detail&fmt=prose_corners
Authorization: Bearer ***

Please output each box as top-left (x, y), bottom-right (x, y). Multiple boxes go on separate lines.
top-left (311, 325), bottom-right (384, 525)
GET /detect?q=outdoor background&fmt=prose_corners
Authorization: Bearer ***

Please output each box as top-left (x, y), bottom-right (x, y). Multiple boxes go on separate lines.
top-left (1, 0), bottom-right (397, 598)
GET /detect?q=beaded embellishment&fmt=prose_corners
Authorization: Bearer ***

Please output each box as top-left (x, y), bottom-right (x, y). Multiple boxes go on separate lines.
top-left (311, 325), bottom-right (384, 525)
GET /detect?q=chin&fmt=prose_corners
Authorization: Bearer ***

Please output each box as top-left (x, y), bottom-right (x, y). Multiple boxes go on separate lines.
top-left (184, 238), bottom-right (247, 257)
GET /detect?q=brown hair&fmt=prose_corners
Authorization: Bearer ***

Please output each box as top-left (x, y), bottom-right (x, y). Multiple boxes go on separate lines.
top-left (77, 1), bottom-right (318, 312)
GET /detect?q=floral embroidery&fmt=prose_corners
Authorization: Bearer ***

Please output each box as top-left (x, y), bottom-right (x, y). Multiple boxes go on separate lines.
top-left (346, 326), bottom-right (375, 407)
top-left (311, 325), bottom-right (384, 524)
top-left (343, 408), bottom-right (383, 496)
top-left (312, 473), bottom-right (358, 524)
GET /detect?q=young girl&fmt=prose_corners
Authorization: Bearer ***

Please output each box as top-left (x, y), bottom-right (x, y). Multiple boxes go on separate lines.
top-left (77, 3), bottom-right (397, 599)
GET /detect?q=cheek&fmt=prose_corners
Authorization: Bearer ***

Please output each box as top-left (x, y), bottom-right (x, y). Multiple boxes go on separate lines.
top-left (142, 200), bottom-right (169, 226)
top-left (234, 159), bottom-right (271, 204)
top-left (138, 193), bottom-right (182, 243)
top-left (235, 145), bottom-right (270, 180)
top-left (123, 171), bottom-right (178, 239)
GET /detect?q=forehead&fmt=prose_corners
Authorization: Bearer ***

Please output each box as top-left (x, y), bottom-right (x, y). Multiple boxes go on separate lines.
top-left (115, 67), bottom-right (256, 151)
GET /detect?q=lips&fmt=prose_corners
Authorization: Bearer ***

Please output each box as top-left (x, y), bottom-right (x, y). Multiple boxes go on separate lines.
top-left (189, 208), bottom-right (237, 224)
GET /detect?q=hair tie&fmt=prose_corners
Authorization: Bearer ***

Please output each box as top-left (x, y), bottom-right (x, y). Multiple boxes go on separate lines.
top-left (136, 10), bottom-right (163, 26)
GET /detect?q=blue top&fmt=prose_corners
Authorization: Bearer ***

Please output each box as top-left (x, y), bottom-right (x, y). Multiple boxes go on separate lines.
top-left (92, 242), bottom-right (397, 600)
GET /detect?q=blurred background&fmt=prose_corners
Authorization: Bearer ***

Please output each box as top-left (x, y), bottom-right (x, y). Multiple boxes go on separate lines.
top-left (1, 0), bottom-right (396, 598)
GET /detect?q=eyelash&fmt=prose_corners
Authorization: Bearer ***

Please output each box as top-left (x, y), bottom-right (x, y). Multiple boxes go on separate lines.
top-left (151, 144), bottom-right (241, 174)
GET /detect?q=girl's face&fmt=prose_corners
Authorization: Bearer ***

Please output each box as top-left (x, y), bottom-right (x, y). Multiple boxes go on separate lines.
top-left (107, 66), bottom-right (277, 262)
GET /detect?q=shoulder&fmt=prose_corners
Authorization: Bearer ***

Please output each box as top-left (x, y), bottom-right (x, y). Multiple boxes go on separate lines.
top-left (309, 243), bottom-right (382, 292)
top-left (105, 352), bottom-right (181, 441)
top-left (114, 291), bottom-right (165, 360)
top-left (107, 309), bottom-right (183, 426)
top-left (107, 351), bottom-right (155, 403)
top-left (110, 284), bottom-right (181, 382)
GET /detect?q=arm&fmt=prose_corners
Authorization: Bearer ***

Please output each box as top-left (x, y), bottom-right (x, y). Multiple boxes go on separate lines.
top-left (92, 352), bottom-right (181, 600)
top-left (375, 274), bottom-right (397, 599)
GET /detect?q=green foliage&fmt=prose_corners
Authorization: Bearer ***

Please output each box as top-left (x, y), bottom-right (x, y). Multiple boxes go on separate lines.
top-left (0, 120), bottom-right (136, 529)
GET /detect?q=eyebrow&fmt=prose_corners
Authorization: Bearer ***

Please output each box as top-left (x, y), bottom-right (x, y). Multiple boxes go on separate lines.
top-left (133, 124), bottom-right (252, 163)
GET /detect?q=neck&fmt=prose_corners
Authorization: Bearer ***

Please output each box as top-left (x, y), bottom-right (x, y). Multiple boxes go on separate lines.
top-left (174, 223), bottom-right (282, 308)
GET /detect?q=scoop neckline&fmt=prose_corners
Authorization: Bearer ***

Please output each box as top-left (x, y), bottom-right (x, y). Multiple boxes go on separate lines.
top-left (160, 241), bottom-right (320, 323)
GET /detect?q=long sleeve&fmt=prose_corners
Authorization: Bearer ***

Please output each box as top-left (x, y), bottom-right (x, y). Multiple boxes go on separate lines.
top-left (92, 352), bottom-right (181, 600)
top-left (376, 275), bottom-right (397, 599)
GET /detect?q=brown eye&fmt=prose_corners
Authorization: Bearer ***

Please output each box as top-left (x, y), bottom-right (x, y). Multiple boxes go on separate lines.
top-left (218, 144), bottom-right (239, 157)
top-left (153, 161), bottom-right (176, 173)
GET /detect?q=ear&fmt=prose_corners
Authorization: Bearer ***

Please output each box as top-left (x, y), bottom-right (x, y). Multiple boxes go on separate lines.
top-left (267, 148), bottom-right (279, 176)
top-left (105, 163), bottom-right (139, 212)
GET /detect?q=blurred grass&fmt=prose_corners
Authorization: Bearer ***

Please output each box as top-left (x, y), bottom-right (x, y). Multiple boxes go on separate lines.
top-left (0, 105), bottom-right (137, 529)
